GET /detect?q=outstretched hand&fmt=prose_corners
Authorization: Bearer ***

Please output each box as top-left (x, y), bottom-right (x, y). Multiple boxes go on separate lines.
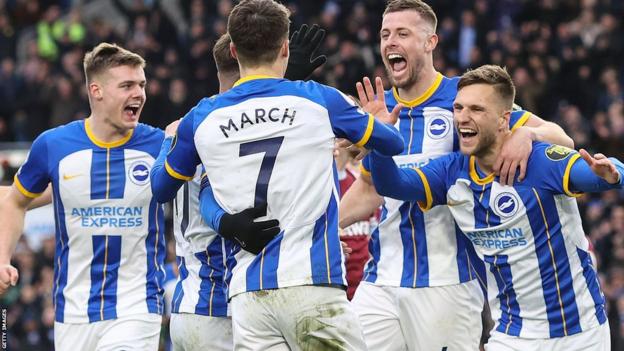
top-left (285, 24), bottom-right (327, 81)
top-left (579, 149), bottom-right (621, 184)
top-left (356, 77), bottom-right (403, 125)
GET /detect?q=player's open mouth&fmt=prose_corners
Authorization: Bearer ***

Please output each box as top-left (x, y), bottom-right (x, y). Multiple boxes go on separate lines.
top-left (459, 128), bottom-right (478, 141)
top-left (387, 53), bottom-right (407, 73)
top-left (124, 103), bottom-right (141, 117)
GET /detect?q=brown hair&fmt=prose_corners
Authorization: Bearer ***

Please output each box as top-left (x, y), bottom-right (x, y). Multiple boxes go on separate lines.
top-left (383, 0), bottom-right (437, 32)
top-left (458, 65), bottom-right (516, 109)
top-left (227, 0), bottom-right (290, 67)
top-left (213, 34), bottom-right (239, 74)
top-left (83, 43), bottom-right (145, 83)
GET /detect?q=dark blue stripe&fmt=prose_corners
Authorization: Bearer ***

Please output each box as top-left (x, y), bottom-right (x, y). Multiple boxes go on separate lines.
top-left (527, 189), bottom-right (581, 337)
top-left (107, 149), bottom-right (125, 198)
top-left (90, 149), bottom-right (126, 200)
top-left (363, 206), bottom-right (386, 283)
top-left (245, 232), bottom-right (283, 290)
top-left (576, 248), bottom-right (607, 324)
top-left (466, 242), bottom-right (488, 297)
top-left (484, 254), bottom-right (522, 336)
top-left (310, 193), bottom-right (343, 285)
top-left (145, 199), bottom-right (165, 314)
top-left (399, 107), bottom-right (425, 155)
top-left (88, 235), bottom-right (122, 322)
top-left (194, 238), bottom-right (228, 316)
top-left (52, 182), bottom-right (70, 322)
top-left (399, 203), bottom-right (429, 287)
top-left (455, 227), bottom-right (472, 283)
top-left (171, 256), bottom-right (188, 313)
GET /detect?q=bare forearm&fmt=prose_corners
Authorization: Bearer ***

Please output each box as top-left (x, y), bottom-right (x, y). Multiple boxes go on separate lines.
top-left (0, 202), bottom-right (27, 264)
top-left (526, 122), bottom-right (574, 149)
top-left (339, 176), bottom-right (383, 228)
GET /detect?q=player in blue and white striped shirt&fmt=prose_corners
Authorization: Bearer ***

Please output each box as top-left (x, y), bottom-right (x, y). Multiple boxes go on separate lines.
top-left (341, 2), bottom-right (574, 350)
top-left (150, 1), bottom-right (405, 349)
top-left (369, 65), bottom-right (615, 351)
top-left (0, 43), bottom-right (168, 350)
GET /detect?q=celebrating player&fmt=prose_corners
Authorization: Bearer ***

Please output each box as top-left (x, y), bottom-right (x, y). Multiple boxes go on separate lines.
top-left (150, 0), bottom-right (406, 349)
top-left (369, 64), bottom-right (614, 351)
top-left (0, 43), bottom-right (169, 350)
top-left (340, 1), bottom-right (574, 350)
top-left (163, 25), bottom-right (328, 351)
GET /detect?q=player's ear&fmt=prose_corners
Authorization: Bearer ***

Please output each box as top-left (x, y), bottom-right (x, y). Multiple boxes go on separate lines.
top-left (230, 42), bottom-right (238, 60)
top-left (501, 110), bottom-right (511, 131)
top-left (280, 39), bottom-right (289, 58)
top-left (89, 82), bottom-right (103, 100)
top-left (425, 33), bottom-right (438, 53)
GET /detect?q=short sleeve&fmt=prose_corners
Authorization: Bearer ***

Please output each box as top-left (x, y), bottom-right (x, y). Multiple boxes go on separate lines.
top-left (164, 110), bottom-right (202, 181)
top-left (527, 143), bottom-right (581, 197)
top-left (509, 110), bottom-right (531, 131)
top-left (322, 86), bottom-right (374, 147)
top-left (14, 133), bottom-right (50, 198)
top-left (416, 154), bottom-right (456, 210)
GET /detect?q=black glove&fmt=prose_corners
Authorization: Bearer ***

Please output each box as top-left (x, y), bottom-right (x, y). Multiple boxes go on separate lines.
top-left (218, 203), bottom-right (280, 255)
top-left (285, 23), bottom-right (327, 81)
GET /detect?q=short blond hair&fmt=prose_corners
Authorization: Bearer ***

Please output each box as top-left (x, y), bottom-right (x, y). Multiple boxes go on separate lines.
top-left (83, 43), bottom-right (145, 83)
top-left (458, 65), bottom-right (516, 110)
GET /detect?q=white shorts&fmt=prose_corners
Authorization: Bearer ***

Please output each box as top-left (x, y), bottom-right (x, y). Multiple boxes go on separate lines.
top-left (54, 313), bottom-right (161, 351)
top-left (485, 323), bottom-right (610, 351)
top-left (170, 313), bottom-right (233, 351)
top-left (352, 280), bottom-right (484, 351)
top-left (230, 285), bottom-right (367, 351)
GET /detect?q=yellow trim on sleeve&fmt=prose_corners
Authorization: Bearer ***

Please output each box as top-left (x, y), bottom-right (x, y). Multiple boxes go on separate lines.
top-left (13, 174), bottom-right (43, 198)
top-left (165, 161), bottom-right (194, 181)
top-left (511, 111), bottom-right (531, 132)
top-left (563, 153), bottom-right (583, 197)
top-left (469, 156), bottom-right (495, 185)
top-left (233, 75), bottom-right (277, 87)
top-left (413, 168), bottom-right (433, 211)
top-left (85, 119), bottom-right (133, 148)
top-left (359, 163), bottom-right (371, 177)
top-left (354, 114), bottom-right (375, 147)
top-left (392, 73), bottom-right (443, 108)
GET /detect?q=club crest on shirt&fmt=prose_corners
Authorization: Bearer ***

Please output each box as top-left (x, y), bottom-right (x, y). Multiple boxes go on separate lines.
top-left (493, 192), bottom-right (520, 218)
top-left (545, 144), bottom-right (573, 161)
top-left (426, 116), bottom-right (450, 139)
top-left (128, 161), bottom-right (150, 185)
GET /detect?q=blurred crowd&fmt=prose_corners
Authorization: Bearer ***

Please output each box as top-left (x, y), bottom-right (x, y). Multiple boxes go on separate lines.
top-left (1, 0), bottom-right (624, 350)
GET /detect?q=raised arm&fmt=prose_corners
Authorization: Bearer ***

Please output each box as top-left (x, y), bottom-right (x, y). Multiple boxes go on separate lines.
top-left (369, 151), bottom-right (432, 206)
top-left (496, 111), bottom-right (574, 186)
top-left (568, 149), bottom-right (624, 192)
top-left (324, 82), bottom-right (404, 157)
top-left (150, 117), bottom-right (201, 203)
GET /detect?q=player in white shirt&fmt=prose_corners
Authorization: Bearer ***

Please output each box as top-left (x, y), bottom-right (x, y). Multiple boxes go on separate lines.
top-left (150, 1), bottom-right (406, 349)
top-left (368, 65), bottom-right (613, 351)
top-left (339, 1), bottom-right (574, 350)
top-left (0, 43), bottom-right (175, 350)
top-left (161, 27), bottom-right (328, 351)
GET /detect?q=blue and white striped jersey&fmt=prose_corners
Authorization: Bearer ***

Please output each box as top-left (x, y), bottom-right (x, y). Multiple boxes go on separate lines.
top-left (362, 73), bottom-right (531, 288)
top-left (171, 166), bottom-right (229, 317)
top-left (381, 142), bottom-right (608, 338)
top-left (15, 120), bottom-right (166, 323)
top-left (160, 75), bottom-right (403, 298)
